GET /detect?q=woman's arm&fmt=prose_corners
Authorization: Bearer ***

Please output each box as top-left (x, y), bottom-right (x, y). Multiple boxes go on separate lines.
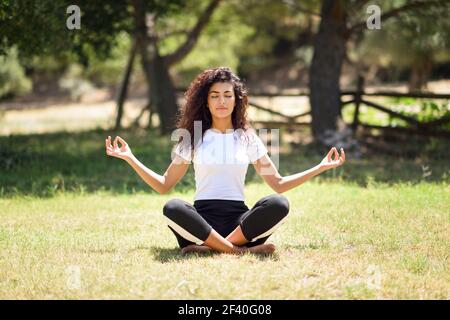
top-left (105, 136), bottom-right (190, 194)
top-left (252, 147), bottom-right (345, 194)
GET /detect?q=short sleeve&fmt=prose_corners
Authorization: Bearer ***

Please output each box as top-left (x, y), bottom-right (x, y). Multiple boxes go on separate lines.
top-left (246, 131), bottom-right (268, 162)
top-left (172, 142), bottom-right (192, 162)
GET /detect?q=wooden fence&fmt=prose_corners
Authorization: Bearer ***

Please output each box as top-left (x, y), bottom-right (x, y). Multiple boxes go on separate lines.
top-left (246, 79), bottom-right (450, 138)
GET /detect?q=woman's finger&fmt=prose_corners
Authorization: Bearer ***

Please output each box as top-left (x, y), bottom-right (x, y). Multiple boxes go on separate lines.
top-left (340, 148), bottom-right (346, 163)
top-left (326, 147), bottom-right (333, 162)
top-left (114, 136), bottom-right (118, 149)
top-left (105, 142), bottom-right (112, 151)
top-left (106, 138), bottom-right (114, 152)
top-left (333, 147), bottom-right (339, 161)
top-left (116, 136), bottom-right (127, 147)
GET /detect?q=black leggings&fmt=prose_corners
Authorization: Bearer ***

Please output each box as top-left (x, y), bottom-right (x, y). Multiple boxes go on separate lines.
top-left (163, 194), bottom-right (290, 248)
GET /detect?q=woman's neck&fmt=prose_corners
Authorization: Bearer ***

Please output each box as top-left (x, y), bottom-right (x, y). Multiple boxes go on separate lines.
top-left (210, 118), bottom-right (233, 133)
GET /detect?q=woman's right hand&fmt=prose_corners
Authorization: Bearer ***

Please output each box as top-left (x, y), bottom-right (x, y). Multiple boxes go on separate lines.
top-left (105, 136), bottom-right (133, 161)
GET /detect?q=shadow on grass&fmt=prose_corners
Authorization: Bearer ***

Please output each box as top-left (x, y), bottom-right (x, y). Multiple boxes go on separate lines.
top-left (151, 246), bottom-right (279, 263)
top-left (1, 127), bottom-right (449, 197)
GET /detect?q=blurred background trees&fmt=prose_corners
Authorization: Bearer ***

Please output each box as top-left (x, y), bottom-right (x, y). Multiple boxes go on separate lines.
top-left (0, 0), bottom-right (449, 142)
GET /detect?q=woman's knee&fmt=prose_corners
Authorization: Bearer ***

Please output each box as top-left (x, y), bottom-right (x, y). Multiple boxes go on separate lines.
top-left (266, 194), bottom-right (290, 217)
top-left (163, 199), bottom-right (211, 245)
top-left (163, 198), bottom-right (186, 219)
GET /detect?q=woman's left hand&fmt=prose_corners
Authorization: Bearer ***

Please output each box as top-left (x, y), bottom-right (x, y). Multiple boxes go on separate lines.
top-left (319, 147), bottom-right (346, 171)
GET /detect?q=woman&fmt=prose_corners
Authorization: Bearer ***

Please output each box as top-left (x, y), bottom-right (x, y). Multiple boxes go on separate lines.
top-left (105, 67), bottom-right (345, 255)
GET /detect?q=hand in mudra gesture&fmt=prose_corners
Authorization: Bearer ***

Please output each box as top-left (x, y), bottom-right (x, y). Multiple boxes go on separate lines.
top-left (319, 147), bottom-right (346, 170)
top-left (105, 136), bottom-right (133, 161)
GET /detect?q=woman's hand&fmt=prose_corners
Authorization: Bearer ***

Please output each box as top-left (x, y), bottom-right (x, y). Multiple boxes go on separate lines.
top-left (319, 147), bottom-right (345, 171)
top-left (105, 136), bottom-right (133, 161)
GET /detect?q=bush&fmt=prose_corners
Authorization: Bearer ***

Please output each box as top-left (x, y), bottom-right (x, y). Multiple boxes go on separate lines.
top-left (0, 47), bottom-right (32, 98)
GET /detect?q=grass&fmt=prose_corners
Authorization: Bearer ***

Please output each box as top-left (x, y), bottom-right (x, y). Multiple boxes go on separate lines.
top-left (1, 127), bottom-right (449, 299)
top-left (1, 127), bottom-right (448, 197)
top-left (1, 183), bottom-right (449, 299)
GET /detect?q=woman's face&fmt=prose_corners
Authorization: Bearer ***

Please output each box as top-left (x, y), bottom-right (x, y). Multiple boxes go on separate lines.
top-left (207, 82), bottom-right (235, 120)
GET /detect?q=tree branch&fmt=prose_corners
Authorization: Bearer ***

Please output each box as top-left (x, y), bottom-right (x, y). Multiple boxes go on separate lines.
top-left (164, 0), bottom-right (221, 66)
top-left (349, 0), bottom-right (449, 34)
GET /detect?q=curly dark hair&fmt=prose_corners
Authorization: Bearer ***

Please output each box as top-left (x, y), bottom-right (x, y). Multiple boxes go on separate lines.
top-left (175, 67), bottom-right (252, 154)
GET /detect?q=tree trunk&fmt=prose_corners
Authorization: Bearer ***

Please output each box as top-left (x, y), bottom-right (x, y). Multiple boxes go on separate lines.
top-left (309, 0), bottom-right (348, 141)
top-left (132, 0), bottom-right (179, 135)
top-left (408, 56), bottom-right (432, 92)
top-left (142, 38), bottom-right (179, 134)
top-left (115, 40), bottom-right (137, 130)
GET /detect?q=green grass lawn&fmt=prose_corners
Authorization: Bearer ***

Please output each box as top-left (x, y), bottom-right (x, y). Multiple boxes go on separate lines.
top-left (1, 128), bottom-right (449, 299)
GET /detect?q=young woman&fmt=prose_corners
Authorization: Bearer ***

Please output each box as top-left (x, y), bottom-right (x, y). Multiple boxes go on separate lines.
top-left (105, 67), bottom-right (345, 255)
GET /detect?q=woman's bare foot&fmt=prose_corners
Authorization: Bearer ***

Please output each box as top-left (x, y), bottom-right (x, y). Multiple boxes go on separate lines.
top-left (181, 244), bottom-right (213, 254)
top-left (243, 243), bottom-right (276, 254)
top-left (181, 243), bottom-right (276, 255)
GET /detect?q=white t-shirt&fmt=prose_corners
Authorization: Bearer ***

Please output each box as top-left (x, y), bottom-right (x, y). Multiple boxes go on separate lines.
top-left (173, 128), bottom-right (268, 201)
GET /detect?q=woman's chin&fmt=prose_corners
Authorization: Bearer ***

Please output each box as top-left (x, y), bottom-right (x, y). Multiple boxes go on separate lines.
top-left (212, 113), bottom-right (232, 119)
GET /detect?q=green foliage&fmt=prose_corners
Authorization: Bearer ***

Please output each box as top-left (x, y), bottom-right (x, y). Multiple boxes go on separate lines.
top-left (58, 64), bottom-right (95, 101)
top-left (82, 32), bottom-right (133, 86)
top-left (0, 0), bottom-right (182, 62)
top-left (0, 0), bottom-right (70, 56)
top-left (156, 0), bottom-right (318, 81)
top-left (354, 1), bottom-right (450, 69)
top-left (0, 47), bottom-right (32, 98)
top-left (233, 0), bottom-right (318, 75)
top-left (160, 1), bottom-right (255, 85)
top-left (388, 97), bottom-right (450, 129)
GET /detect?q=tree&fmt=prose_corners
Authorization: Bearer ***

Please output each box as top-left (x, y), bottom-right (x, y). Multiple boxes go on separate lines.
top-left (115, 39), bottom-right (137, 130)
top-left (225, 0), bottom-right (316, 82)
top-left (309, 0), bottom-right (347, 141)
top-left (131, 0), bottom-right (221, 133)
top-left (308, 0), bottom-right (450, 143)
top-left (0, 0), bottom-right (221, 134)
top-left (354, 5), bottom-right (450, 92)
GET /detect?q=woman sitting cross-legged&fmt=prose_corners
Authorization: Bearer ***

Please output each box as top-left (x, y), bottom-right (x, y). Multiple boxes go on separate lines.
top-left (105, 67), bottom-right (345, 255)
